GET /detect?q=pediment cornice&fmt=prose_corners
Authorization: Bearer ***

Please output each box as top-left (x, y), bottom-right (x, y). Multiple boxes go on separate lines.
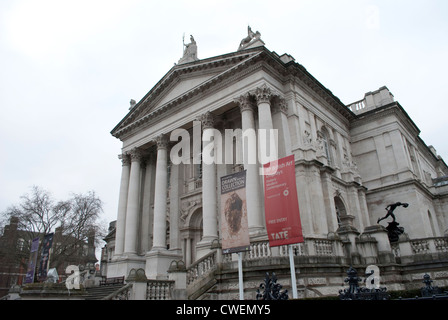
top-left (111, 49), bottom-right (264, 138)
top-left (111, 46), bottom-right (356, 140)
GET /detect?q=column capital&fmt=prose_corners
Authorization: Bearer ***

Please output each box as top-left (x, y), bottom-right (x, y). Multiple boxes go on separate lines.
top-left (234, 93), bottom-right (256, 113)
top-left (199, 111), bottom-right (215, 130)
top-left (129, 148), bottom-right (144, 162)
top-left (252, 84), bottom-right (277, 105)
top-left (272, 96), bottom-right (288, 115)
top-left (154, 134), bottom-right (169, 150)
top-left (118, 153), bottom-right (131, 166)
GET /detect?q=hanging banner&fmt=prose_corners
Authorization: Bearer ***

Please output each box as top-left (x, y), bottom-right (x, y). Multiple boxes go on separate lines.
top-left (24, 237), bottom-right (40, 284)
top-left (37, 233), bottom-right (54, 281)
top-left (220, 170), bottom-right (250, 254)
top-left (263, 154), bottom-right (304, 247)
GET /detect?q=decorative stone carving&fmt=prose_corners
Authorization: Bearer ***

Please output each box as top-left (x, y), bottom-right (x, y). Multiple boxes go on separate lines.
top-left (129, 148), bottom-right (143, 162)
top-left (119, 153), bottom-right (131, 166)
top-left (253, 84), bottom-right (275, 105)
top-left (272, 97), bottom-right (288, 114)
top-left (129, 99), bottom-right (137, 110)
top-left (154, 134), bottom-right (169, 150)
top-left (180, 200), bottom-right (197, 224)
top-left (303, 130), bottom-right (312, 145)
top-left (199, 111), bottom-right (215, 129)
top-left (234, 93), bottom-right (256, 113)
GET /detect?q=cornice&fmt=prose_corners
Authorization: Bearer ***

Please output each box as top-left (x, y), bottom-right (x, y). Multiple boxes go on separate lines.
top-left (365, 177), bottom-right (437, 200)
top-left (111, 49), bottom-right (262, 138)
top-left (114, 54), bottom-right (267, 141)
top-left (350, 102), bottom-right (420, 138)
top-left (111, 50), bottom-right (265, 140)
top-left (111, 46), bottom-right (357, 140)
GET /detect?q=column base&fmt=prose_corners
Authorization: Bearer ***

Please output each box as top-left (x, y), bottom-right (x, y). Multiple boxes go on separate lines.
top-left (249, 227), bottom-right (267, 241)
top-left (106, 254), bottom-right (145, 279)
top-left (145, 248), bottom-right (182, 280)
top-left (195, 237), bottom-right (218, 260)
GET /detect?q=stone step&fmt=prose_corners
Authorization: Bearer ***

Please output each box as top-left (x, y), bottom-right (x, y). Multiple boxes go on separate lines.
top-left (85, 284), bottom-right (126, 300)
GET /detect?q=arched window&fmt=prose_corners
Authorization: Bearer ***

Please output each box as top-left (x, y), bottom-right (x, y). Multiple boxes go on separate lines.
top-left (334, 196), bottom-right (347, 229)
top-left (17, 238), bottom-right (25, 251)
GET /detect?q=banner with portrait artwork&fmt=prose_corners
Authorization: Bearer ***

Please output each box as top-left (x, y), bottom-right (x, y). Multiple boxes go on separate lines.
top-left (220, 170), bottom-right (250, 254)
top-left (263, 154), bottom-right (304, 247)
top-left (24, 237), bottom-right (40, 284)
top-left (37, 233), bottom-right (54, 281)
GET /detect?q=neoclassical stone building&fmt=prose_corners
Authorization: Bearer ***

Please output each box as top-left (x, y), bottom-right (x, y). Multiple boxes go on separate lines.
top-left (104, 30), bottom-right (448, 299)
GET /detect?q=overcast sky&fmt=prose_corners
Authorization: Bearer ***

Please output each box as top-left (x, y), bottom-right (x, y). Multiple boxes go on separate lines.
top-left (1, 0), bottom-right (447, 231)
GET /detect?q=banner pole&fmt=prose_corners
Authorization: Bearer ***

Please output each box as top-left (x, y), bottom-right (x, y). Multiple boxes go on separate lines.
top-left (289, 245), bottom-right (298, 299)
top-left (238, 252), bottom-right (244, 300)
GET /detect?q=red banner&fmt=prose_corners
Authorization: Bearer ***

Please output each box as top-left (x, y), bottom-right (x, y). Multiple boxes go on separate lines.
top-left (263, 154), bottom-right (304, 247)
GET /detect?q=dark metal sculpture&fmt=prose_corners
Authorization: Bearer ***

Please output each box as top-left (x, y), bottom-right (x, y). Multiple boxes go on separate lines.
top-left (256, 272), bottom-right (289, 300)
top-left (398, 273), bottom-right (448, 300)
top-left (377, 202), bottom-right (408, 242)
top-left (421, 273), bottom-right (441, 297)
top-left (339, 266), bottom-right (389, 300)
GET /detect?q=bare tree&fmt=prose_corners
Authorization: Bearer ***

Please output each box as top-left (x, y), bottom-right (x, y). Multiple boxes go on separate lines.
top-left (0, 186), bottom-right (106, 276)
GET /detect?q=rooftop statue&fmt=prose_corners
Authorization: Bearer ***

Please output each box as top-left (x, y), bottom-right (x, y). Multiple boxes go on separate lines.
top-left (238, 26), bottom-right (264, 51)
top-left (178, 35), bottom-right (198, 65)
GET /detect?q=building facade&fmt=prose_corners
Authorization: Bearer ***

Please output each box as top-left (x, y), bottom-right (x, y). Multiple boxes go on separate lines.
top-left (0, 216), bottom-right (98, 297)
top-left (105, 30), bottom-right (448, 299)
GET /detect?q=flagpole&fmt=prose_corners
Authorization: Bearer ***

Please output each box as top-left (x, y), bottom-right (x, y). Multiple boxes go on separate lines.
top-left (289, 244), bottom-right (298, 299)
top-left (238, 252), bottom-right (244, 300)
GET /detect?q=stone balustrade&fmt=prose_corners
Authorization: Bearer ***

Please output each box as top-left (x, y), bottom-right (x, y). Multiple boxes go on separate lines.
top-left (186, 250), bottom-right (217, 286)
top-left (391, 236), bottom-right (448, 263)
top-left (146, 280), bottom-right (174, 300)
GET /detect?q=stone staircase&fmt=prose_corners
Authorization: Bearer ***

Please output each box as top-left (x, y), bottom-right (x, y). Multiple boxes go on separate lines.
top-left (85, 283), bottom-right (127, 300)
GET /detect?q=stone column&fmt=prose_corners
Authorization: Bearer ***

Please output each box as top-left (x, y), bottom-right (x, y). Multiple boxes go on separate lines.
top-left (169, 161), bottom-right (182, 254)
top-left (253, 84), bottom-right (277, 164)
top-left (196, 112), bottom-right (218, 258)
top-left (235, 94), bottom-right (264, 235)
top-left (114, 154), bottom-right (131, 257)
top-left (124, 148), bottom-right (143, 255)
top-left (146, 134), bottom-right (181, 279)
top-left (201, 112), bottom-right (218, 241)
top-left (140, 152), bottom-right (155, 254)
top-left (152, 134), bottom-right (169, 250)
top-left (185, 238), bottom-right (192, 266)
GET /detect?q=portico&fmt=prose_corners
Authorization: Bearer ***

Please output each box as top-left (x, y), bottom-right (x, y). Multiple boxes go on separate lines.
top-left (109, 79), bottom-right (297, 275)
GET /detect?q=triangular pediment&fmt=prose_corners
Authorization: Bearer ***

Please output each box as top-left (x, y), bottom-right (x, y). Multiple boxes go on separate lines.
top-left (137, 68), bottom-right (224, 118)
top-left (112, 49), bottom-right (264, 137)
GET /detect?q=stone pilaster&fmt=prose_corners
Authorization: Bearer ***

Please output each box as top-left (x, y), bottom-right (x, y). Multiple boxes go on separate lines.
top-left (272, 96), bottom-right (292, 158)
